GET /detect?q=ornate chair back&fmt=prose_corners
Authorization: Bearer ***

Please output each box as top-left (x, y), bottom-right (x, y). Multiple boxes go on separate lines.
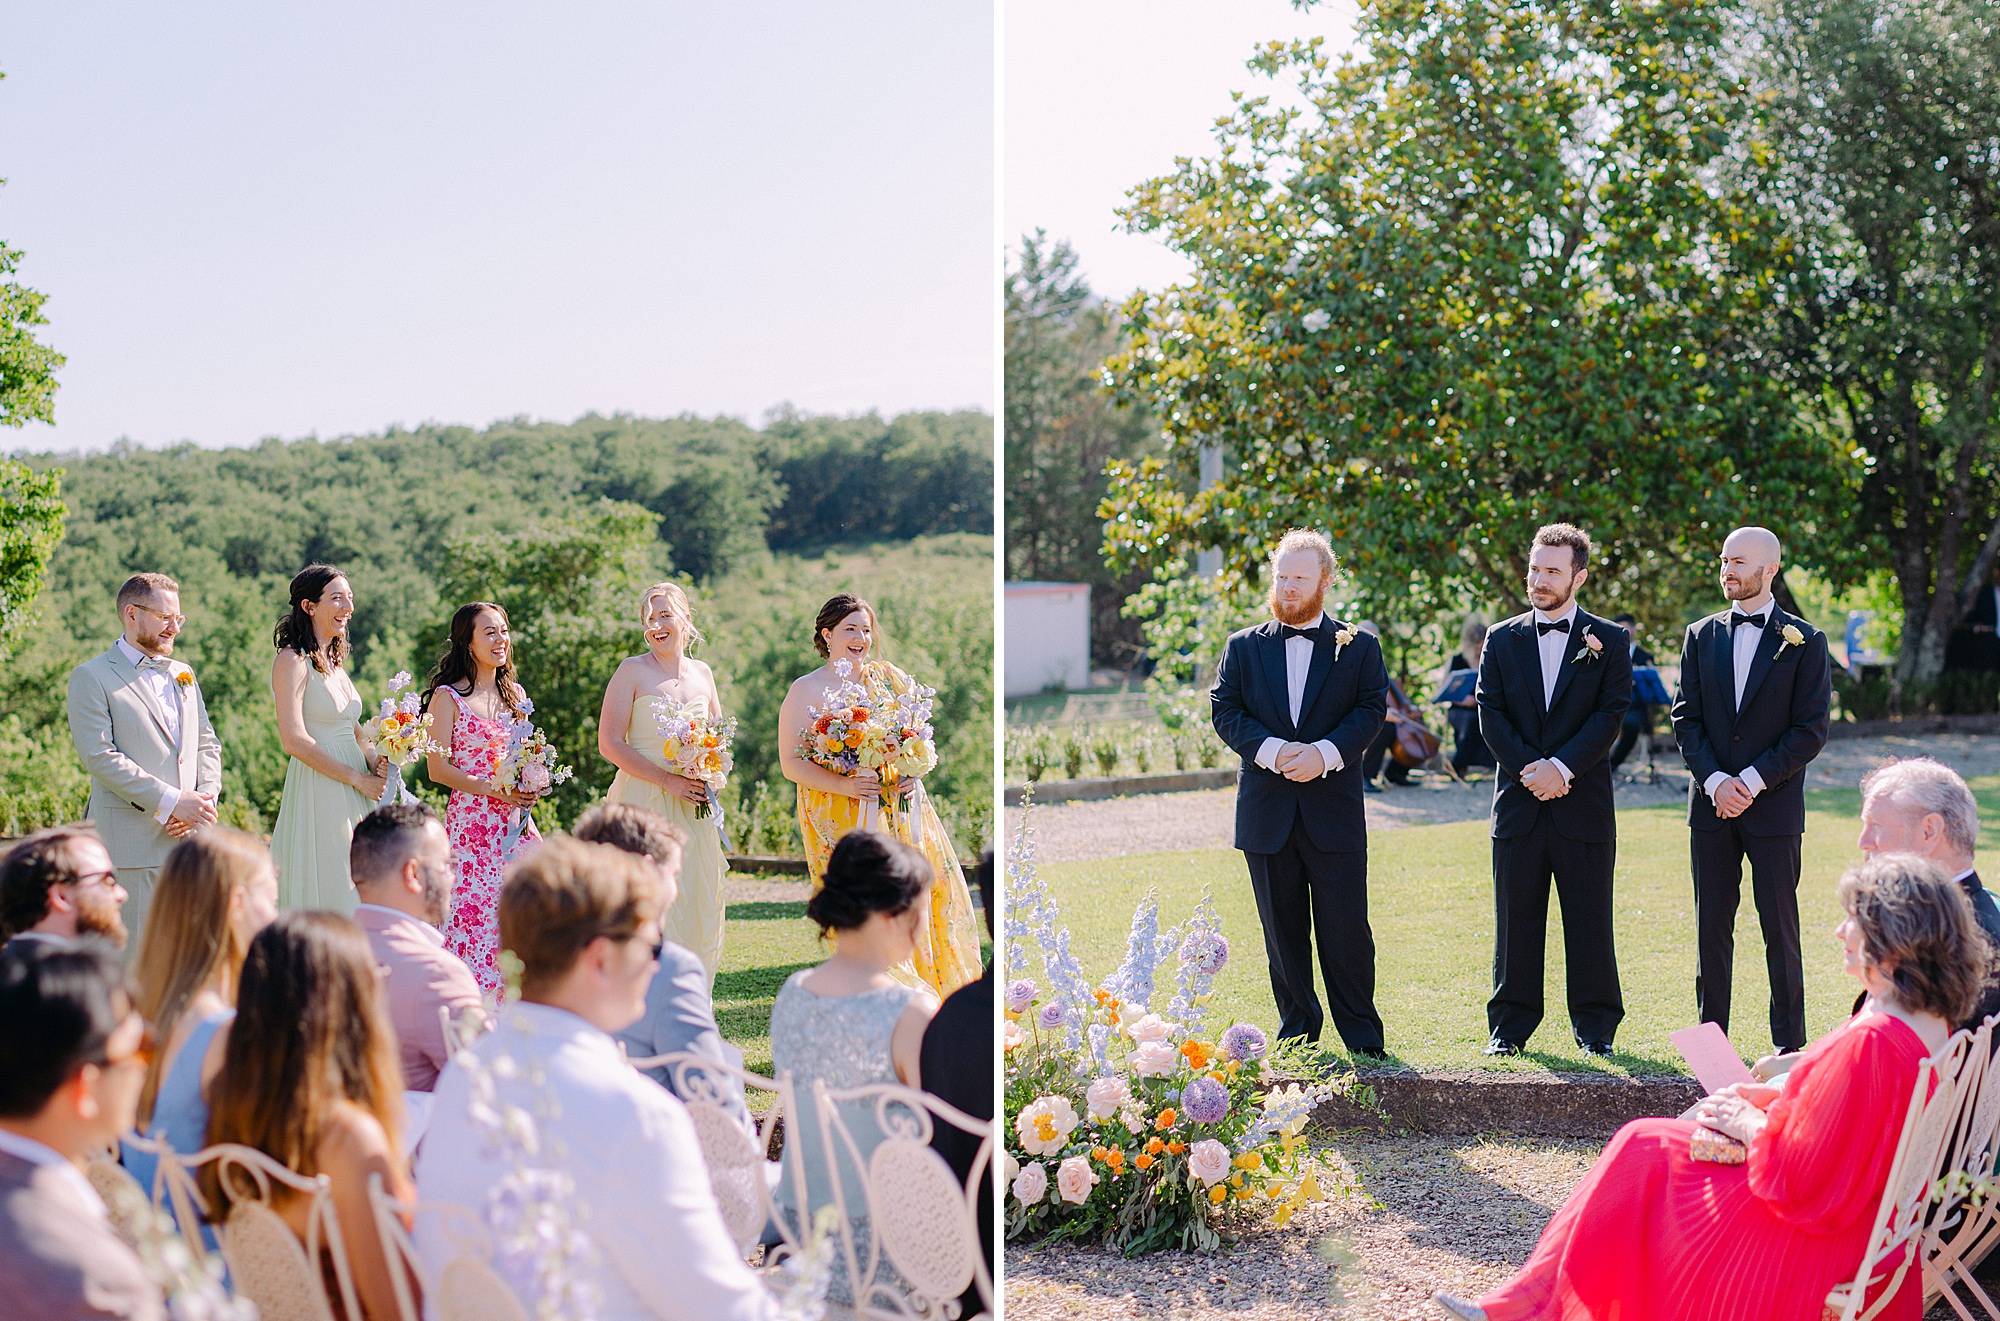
top-left (84, 1151), bottom-right (151, 1248)
top-left (366, 1171), bottom-right (529, 1321)
top-left (1919, 1013), bottom-right (2000, 1316)
top-left (171, 1142), bottom-right (359, 1321)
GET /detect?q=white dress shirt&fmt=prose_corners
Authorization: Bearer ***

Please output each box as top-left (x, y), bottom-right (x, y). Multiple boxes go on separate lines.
top-left (1703, 596), bottom-right (1773, 801)
top-left (0, 1127), bottom-right (103, 1220)
top-left (418, 1001), bottom-right (777, 1321)
top-left (116, 636), bottom-right (182, 824)
top-left (1531, 603), bottom-right (1577, 784)
top-left (1254, 612), bottom-right (1344, 777)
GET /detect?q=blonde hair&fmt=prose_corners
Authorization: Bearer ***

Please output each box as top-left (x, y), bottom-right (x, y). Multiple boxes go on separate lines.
top-left (132, 828), bottom-right (272, 1127)
top-left (638, 581), bottom-right (704, 649)
top-left (1268, 529), bottom-right (1336, 581)
top-left (499, 835), bottom-right (665, 997)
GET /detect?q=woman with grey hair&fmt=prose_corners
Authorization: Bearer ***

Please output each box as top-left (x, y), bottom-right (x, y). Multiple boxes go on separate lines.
top-left (1438, 853), bottom-right (1991, 1321)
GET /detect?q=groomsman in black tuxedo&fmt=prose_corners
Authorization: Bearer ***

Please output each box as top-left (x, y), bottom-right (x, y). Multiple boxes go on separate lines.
top-left (1478, 523), bottom-right (1633, 1056)
top-left (1211, 529), bottom-right (1389, 1057)
top-left (1672, 526), bottom-right (1832, 1053)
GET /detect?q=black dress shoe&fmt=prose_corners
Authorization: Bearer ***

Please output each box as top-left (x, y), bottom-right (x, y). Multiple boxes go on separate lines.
top-left (1577, 1038), bottom-right (1615, 1057)
top-left (1484, 1037), bottom-right (1524, 1057)
top-left (1364, 781), bottom-right (1383, 794)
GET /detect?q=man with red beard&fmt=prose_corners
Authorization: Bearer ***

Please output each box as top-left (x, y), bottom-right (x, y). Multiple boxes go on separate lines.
top-left (1210, 529), bottom-right (1390, 1058)
top-left (0, 825), bottom-right (131, 950)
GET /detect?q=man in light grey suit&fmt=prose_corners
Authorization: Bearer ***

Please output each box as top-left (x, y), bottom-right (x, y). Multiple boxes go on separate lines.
top-left (66, 573), bottom-right (222, 945)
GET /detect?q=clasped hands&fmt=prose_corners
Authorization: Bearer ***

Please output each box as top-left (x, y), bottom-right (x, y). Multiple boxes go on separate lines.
top-left (1712, 776), bottom-right (1757, 819)
top-left (1271, 742), bottom-right (1327, 783)
top-left (165, 792), bottom-right (219, 837)
top-left (851, 768), bottom-right (920, 804)
top-left (1518, 759), bottom-right (1570, 801)
top-left (1688, 1081), bottom-right (1781, 1144)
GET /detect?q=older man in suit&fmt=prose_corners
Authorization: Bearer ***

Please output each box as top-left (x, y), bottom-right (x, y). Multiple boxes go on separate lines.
top-left (0, 938), bottom-right (164, 1320)
top-left (66, 573), bottom-right (222, 945)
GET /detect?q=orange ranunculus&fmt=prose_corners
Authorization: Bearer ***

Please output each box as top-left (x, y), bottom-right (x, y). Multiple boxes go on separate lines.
top-left (1091, 1146), bottom-right (1108, 1162)
top-left (1167, 1141), bottom-right (1187, 1155)
top-left (1153, 1108), bottom-right (1177, 1131)
top-left (1181, 1041), bottom-right (1214, 1069)
top-left (844, 729), bottom-right (865, 749)
top-left (848, 706), bottom-right (869, 722)
top-left (1104, 1149), bottom-right (1126, 1171)
top-left (1145, 1137), bottom-right (1165, 1154)
top-left (1134, 1153), bottom-right (1155, 1172)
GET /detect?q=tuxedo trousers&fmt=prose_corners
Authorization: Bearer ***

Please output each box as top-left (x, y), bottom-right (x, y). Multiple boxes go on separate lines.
top-left (1692, 822), bottom-right (1805, 1050)
top-left (1489, 822), bottom-right (1624, 1045)
top-left (1242, 826), bottom-right (1384, 1053)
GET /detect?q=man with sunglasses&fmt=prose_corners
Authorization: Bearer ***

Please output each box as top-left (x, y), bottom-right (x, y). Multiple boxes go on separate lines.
top-left (0, 938), bottom-right (165, 1319)
top-left (0, 824), bottom-right (131, 949)
top-left (66, 572), bottom-right (223, 946)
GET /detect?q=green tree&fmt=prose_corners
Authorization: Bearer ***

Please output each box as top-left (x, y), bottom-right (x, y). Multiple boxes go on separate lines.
top-left (0, 460), bottom-right (63, 665)
top-left (1102, 0), bottom-right (1858, 648)
top-left (1758, 0), bottom-right (2000, 693)
top-left (1005, 233), bottom-right (1159, 667)
top-left (0, 241), bottom-right (63, 429)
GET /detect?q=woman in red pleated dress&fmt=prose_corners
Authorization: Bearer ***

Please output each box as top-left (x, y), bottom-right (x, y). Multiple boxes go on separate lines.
top-left (1437, 854), bottom-right (1993, 1321)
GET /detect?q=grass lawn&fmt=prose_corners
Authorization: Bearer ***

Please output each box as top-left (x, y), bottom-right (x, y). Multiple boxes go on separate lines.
top-left (1028, 776), bottom-right (2000, 1075)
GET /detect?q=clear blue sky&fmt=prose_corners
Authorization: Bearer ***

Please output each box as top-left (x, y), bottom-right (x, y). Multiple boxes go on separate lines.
top-left (0, 2), bottom-right (994, 453)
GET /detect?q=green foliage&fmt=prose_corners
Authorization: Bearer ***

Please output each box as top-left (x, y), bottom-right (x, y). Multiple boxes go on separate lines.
top-left (1004, 720), bottom-right (1232, 785)
top-left (0, 714), bottom-right (89, 835)
top-left (0, 459), bottom-right (63, 664)
top-left (0, 239), bottom-right (63, 429)
top-left (1101, 0), bottom-right (1860, 648)
top-left (764, 408), bottom-right (995, 550)
top-left (1005, 234), bottom-right (1161, 667)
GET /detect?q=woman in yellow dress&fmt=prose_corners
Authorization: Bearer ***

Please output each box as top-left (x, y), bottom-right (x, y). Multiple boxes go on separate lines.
top-left (598, 582), bottom-right (731, 985)
top-left (778, 592), bottom-right (981, 998)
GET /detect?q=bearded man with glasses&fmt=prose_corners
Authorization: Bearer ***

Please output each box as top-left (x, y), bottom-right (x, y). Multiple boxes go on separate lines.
top-left (0, 823), bottom-right (131, 948)
top-left (66, 572), bottom-right (224, 949)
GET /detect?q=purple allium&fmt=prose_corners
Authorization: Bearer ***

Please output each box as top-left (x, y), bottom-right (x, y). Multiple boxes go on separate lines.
top-left (1180, 930), bottom-right (1230, 975)
top-left (1219, 1022), bottom-right (1268, 1062)
top-left (1182, 1075), bottom-right (1230, 1125)
top-left (1038, 1001), bottom-right (1067, 1030)
top-left (1006, 979), bottom-right (1038, 1013)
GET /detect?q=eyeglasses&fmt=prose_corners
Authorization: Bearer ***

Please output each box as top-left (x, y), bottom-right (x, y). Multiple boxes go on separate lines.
top-left (63, 870), bottom-right (121, 893)
top-left (130, 604), bottom-right (188, 629)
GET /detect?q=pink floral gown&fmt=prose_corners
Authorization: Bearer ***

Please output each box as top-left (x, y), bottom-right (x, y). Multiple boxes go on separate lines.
top-left (443, 704), bottom-right (540, 997)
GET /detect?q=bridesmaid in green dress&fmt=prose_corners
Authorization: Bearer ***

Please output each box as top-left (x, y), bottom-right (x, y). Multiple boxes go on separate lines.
top-left (268, 564), bottom-right (387, 913)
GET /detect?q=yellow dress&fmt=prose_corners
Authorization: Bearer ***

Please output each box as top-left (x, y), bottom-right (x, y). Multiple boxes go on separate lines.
top-left (605, 692), bottom-right (729, 986)
top-left (798, 661), bottom-right (982, 998)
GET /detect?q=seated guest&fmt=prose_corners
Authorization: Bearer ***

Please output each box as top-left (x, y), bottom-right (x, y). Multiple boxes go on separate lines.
top-left (125, 828), bottom-right (278, 1202)
top-left (1444, 616), bottom-right (1495, 777)
top-left (575, 802), bottom-right (749, 1129)
top-left (773, 830), bottom-right (939, 1302)
top-left (0, 823), bottom-right (130, 949)
top-left (418, 836), bottom-right (778, 1321)
top-left (349, 803), bottom-right (484, 1092)
top-left (0, 938), bottom-right (164, 1320)
top-left (205, 913), bottom-right (414, 1321)
top-left (1436, 854), bottom-right (1987, 1321)
top-left (920, 851), bottom-right (994, 1308)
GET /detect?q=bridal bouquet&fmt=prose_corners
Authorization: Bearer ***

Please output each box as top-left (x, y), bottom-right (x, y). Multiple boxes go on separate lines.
top-left (649, 694), bottom-right (737, 820)
top-left (373, 672), bottom-right (443, 806)
top-left (1003, 803), bottom-right (1342, 1254)
top-left (795, 659), bottom-right (939, 838)
top-left (495, 705), bottom-right (574, 854)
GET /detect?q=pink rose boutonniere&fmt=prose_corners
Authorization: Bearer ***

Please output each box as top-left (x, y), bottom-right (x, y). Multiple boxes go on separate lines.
top-left (1572, 626), bottom-right (1604, 664)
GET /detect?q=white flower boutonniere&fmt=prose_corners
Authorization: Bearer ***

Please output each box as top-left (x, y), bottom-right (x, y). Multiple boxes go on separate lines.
top-left (1572, 626), bottom-right (1604, 664)
top-left (1776, 623), bottom-right (1805, 657)
top-left (1333, 625), bottom-right (1357, 661)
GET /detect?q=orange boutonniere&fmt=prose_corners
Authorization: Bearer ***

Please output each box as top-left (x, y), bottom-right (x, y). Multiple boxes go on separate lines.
top-left (174, 669), bottom-right (195, 688)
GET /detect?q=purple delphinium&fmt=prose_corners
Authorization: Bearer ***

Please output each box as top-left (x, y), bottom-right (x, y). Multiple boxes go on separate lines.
top-left (1180, 929), bottom-right (1230, 976)
top-left (1038, 1001), bottom-right (1067, 1030)
top-left (1219, 1022), bottom-right (1268, 1062)
top-left (1181, 1075), bottom-right (1230, 1125)
top-left (1006, 979), bottom-right (1038, 1013)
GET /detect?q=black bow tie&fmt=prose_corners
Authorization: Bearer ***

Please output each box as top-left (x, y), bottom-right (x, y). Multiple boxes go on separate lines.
top-left (1281, 624), bottom-right (1321, 641)
top-left (1731, 612), bottom-right (1768, 630)
top-left (1536, 618), bottom-right (1570, 636)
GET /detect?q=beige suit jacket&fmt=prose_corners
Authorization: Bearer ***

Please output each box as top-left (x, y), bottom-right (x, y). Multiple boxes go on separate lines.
top-left (66, 644), bottom-right (222, 873)
top-left (0, 1147), bottom-right (165, 1320)
top-left (354, 904), bottom-right (486, 1092)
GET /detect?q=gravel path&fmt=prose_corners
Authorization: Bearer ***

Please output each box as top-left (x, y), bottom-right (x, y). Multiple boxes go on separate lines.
top-left (1018, 733), bottom-right (2000, 865)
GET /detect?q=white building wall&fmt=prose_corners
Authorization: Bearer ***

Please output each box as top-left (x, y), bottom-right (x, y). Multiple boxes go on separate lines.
top-left (1004, 583), bottom-right (1091, 698)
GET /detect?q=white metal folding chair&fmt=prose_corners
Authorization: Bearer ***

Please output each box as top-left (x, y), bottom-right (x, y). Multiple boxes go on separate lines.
top-left (1924, 1014), bottom-right (2000, 1317)
top-left (167, 1142), bottom-right (361, 1321)
top-left (366, 1171), bottom-right (528, 1321)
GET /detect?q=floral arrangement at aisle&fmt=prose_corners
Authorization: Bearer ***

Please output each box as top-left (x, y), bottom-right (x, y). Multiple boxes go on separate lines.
top-left (1002, 801), bottom-right (1340, 1254)
top-left (374, 671), bottom-right (444, 806)
top-left (649, 693), bottom-right (739, 822)
top-left (494, 697), bottom-right (574, 855)
top-left (97, 1173), bottom-right (256, 1321)
top-left (795, 659), bottom-right (940, 842)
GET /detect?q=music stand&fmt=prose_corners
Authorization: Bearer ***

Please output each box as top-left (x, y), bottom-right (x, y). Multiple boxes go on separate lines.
top-left (1625, 665), bottom-right (1672, 785)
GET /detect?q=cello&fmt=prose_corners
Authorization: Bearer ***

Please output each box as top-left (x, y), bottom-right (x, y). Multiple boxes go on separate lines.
top-left (1384, 677), bottom-right (1443, 773)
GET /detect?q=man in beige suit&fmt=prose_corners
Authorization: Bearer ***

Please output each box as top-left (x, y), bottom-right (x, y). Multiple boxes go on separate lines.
top-left (66, 573), bottom-right (223, 944)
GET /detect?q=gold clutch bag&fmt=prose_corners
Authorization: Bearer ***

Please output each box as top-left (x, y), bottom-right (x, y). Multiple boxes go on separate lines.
top-left (1690, 1125), bottom-right (1747, 1165)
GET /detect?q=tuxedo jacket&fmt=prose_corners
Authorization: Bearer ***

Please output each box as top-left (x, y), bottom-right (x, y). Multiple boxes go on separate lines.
top-left (1670, 606), bottom-right (1831, 837)
top-left (1477, 610), bottom-right (1633, 842)
top-left (66, 644), bottom-right (223, 872)
top-left (1211, 619), bottom-right (1388, 854)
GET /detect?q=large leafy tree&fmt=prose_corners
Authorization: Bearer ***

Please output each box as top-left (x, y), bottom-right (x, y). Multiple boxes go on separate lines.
top-left (1759, 0), bottom-right (2000, 692)
top-left (1103, 0), bottom-right (1858, 646)
top-left (0, 222), bottom-right (66, 664)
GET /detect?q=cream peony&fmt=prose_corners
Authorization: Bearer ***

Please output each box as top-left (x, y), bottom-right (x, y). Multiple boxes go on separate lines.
top-left (1056, 1154), bottom-right (1098, 1205)
top-left (1085, 1076), bottom-right (1133, 1121)
top-left (1127, 1013), bottom-right (1176, 1044)
top-left (1131, 1041), bottom-right (1179, 1077)
top-left (1187, 1138), bottom-right (1231, 1186)
top-left (1004, 1020), bottom-right (1026, 1052)
top-left (1012, 1161), bottom-right (1049, 1205)
top-left (1015, 1095), bottom-right (1080, 1156)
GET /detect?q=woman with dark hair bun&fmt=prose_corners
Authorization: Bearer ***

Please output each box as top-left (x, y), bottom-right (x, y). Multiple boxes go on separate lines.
top-left (770, 829), bottom-right (938, 1304)
top-left (777, 592), bottom-right (980, 999)
top-left (420, 601), bottom-right (540, 996)
top-left (269, 565), bottom-right (386, 912)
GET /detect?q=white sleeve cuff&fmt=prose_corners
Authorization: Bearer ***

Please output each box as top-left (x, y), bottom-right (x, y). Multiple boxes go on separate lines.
top-left (1256, 737), bottom-right (1284, 772)
top-left (155, 787), bottom-right (179, 825)
top-left (1741, 766), bottom-right (1766, 795)
top-left (1549, 758), bottom-right (1573, 784)
top-left (1704, 771), bottom-right (1732, 799)
top-left (1313, 739), bottom-right (1342, 776)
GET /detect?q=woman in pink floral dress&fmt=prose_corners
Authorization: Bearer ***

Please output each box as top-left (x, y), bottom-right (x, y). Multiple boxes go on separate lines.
top-left (421, 602), bottom-right (541, 997)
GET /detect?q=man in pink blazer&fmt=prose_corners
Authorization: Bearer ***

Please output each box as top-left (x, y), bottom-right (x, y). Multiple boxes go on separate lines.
top-left (349, 804), bottom-right (485, 1092)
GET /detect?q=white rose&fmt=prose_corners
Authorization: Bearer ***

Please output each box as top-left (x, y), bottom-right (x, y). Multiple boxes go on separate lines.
top-left (1085, 1076), bottom-right (1133, 1121)
top-left (1014, 1095), bottom-right (1080, 1156)
top-left (1131, 1041), bottom-right (1179, 1078)
top-left (1188, 1138), bottom-right (1231, 1186)
top-left (1002, 1151), bottom-right (1020, 1186)
top-left (1127, 1013), bottom-right (1176, 1044)
top-left (1301, 309), bottom-right (1332, 333)
top-left (1012, 1161), bottom-right (1049, 1206)
top-left (1056, 1155), bottom-right (1098, 1205)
